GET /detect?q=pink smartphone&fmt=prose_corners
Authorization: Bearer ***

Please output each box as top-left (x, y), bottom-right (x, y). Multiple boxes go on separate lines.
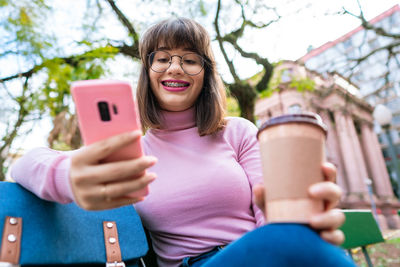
top-left (71, 79), bottom-right (148, 197)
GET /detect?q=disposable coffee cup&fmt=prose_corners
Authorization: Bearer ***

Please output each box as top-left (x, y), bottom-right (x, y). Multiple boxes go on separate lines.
top-left (257, 113), bottom-right (327, 223)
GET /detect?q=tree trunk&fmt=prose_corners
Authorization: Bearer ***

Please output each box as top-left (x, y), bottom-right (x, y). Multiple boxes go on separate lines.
top-left (48, 111), bottom-right (82, 150)
top-left (0, 158), bottom-right (5, 181)
top-left (0, 100), bottom-right (28, 181)
top-left (238, 99), bottom-right (255, 122)
top-left (229, 82), bottom-right (257, 123)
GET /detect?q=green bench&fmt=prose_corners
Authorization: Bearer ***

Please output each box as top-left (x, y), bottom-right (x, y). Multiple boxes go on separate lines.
top-left (339, 209), bottom-right (385, 267)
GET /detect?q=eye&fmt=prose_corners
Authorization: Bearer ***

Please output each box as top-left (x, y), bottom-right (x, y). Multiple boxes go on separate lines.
top-left (183, 53), bottom-right (202, 65)
top-left (183, 59), bottom-right (197, 65)
top-left (157, 57), bottom-right (170, 63)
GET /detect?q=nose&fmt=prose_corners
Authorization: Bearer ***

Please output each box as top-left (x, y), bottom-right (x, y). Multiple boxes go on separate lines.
top-left (167, 56), bottom-right (184, 74)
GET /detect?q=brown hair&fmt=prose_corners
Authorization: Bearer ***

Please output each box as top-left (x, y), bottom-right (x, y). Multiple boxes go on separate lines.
top-left (137, 17), bottom-right (226, 136)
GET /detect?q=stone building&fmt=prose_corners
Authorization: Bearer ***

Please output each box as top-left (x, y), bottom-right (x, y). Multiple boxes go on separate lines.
top-left (298, 5), bottom-right (400, 190)
top-left (255, 60), bottom-right (400, 229)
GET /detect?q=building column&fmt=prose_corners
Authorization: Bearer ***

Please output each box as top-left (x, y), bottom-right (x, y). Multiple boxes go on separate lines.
top-left (345, 116), bottom-right (370, 188)
top-left (361, 122), bottom-right (400, 229)
top-left (368, 124), bottom-right (400, 228)
top-left (360, 123), bottom-right (394, 198)
top-left (319, 111), bottom-right (348, 194)
top-left (334, 111), bottom-right (368, 202)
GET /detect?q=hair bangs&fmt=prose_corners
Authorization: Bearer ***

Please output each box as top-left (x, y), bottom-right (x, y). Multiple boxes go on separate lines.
top-left (159, 21), bottom-right (201, 51)
top-left (143, 18), bottom-right (209, 57)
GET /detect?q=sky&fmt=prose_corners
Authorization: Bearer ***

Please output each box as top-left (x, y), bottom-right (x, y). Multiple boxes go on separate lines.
top-left (260, 0), bottom-right (400, 60)
top-left (8, 0), bottom-right (400, 152)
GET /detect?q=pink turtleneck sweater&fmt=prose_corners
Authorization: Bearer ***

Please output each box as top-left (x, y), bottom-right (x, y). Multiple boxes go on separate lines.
top-left (11, 108), bottom-right (264, 267)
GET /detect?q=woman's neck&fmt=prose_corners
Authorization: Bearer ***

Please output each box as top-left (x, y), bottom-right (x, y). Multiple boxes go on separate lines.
top-left (159, 107), bottom-right (196, 131)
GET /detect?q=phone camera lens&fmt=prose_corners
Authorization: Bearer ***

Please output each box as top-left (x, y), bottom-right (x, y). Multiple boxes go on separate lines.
top-left (98, 101), bottom-right (111, 121)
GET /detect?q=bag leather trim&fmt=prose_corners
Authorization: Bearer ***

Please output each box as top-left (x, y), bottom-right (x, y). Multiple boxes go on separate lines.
top-left (0, 217), bottom-right (22, 264)
top-left (103, 221), bottom-right (123, 264)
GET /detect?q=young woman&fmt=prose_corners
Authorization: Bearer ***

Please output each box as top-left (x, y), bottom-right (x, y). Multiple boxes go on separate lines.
top-left (11, 18), bottom-right (355, 267)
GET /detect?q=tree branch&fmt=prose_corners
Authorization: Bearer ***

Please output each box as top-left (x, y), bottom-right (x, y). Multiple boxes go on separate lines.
top-left (0, 50), bottom-right (20, 58)
top-left (0, 77), bottom-right (30, 157)
top-left (216, 0), bottom-right (278, 91)
top-left (349, 41), bottom-right (400, 63)
top-left (0, 69), bottom-right (36, 83)
top-left (221, 33), bottom-right (273, 92)
top-left (343, 6), bottom-right (400, 39)
top-left (214, 0), bottom-right (240, 83)
top-left (105, 0), bottom-right (140, 45)
top-left (0, 46), bottom-right (121, 84)
top-left (114, 43), bottom-right (139, 59)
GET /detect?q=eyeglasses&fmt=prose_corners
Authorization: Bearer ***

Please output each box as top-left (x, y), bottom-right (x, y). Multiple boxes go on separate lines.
top-left (148, 50), bottom-right (205, 76)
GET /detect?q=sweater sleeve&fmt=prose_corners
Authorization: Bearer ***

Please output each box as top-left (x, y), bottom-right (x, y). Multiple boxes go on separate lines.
top-left (226, 118), bottom-right (265, 227)
top-left (10, 147), bottom-right (76, 204)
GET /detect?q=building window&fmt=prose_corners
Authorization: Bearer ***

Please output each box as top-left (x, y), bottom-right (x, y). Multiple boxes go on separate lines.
top-left (387, 99), bottom-right (400, 113)
top-left (328, 110), bottom-right (336, 125)
top-left (281, 69), bottom-right (293, 83)
top-left (342, 38), bottom-right (353, 50)
top-left (288, 104), bottom-right (302, 114)
top-left (394, 83), bottom-right (400, 96)
top-left (392, 114), bottom-right (400, 126)
top-left (368, 38), bottom-right (380, 50)
top-left (366, 95), bottom-right (376, 106)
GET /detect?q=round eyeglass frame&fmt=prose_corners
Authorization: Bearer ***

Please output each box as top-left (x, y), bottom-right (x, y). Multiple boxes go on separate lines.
top-left (147, 50), bottom-right (206, 76)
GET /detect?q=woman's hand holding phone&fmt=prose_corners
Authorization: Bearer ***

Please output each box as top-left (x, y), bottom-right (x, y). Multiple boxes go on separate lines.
top-left (70, 130), bottom-right (157, 210)
top-left (70, 80), bottom-right (156, 210)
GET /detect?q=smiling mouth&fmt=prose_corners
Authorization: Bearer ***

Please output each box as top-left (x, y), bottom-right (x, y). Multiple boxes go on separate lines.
top-left (162, 81), bottom-right (190, 87)
top-left (161, 81), bottom-right (190, 91)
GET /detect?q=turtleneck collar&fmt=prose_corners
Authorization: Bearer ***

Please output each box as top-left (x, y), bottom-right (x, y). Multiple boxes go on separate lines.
top-left (158, 106), bottom-right (196, 131)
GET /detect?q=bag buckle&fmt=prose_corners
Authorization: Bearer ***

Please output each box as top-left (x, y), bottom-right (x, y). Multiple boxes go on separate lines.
top-left (0, 263), bottom-right (20, 267)
top-left (106, 262), bottom-right (126, 267)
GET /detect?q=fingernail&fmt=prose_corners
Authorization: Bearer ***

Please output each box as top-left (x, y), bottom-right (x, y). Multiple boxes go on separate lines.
top-left (308, 185), bottom-right (319, 195)
top-left (131, 130), bottom-right (142, 136)
top-left (148, 172), bottom-right (157, 180)
top-left (146, 156), bottom-right (158, 164)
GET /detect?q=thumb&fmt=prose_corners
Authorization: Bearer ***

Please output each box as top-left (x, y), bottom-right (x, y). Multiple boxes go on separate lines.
top-left (76, 130), bottom-right (142, 164)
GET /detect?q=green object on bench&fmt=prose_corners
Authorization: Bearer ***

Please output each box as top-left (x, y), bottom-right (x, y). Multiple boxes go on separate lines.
top-left (340, 209), bottom-right (384, 249)
top-left (339, 209), bottom-right (385, 267)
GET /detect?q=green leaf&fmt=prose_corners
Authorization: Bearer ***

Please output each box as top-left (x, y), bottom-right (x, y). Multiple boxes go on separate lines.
top-left (0, 0), bottom-right (8, 7)
top-left (199, 0), bottom-right (207, 16)
top-left (19, 7), bottom-right (32, 26)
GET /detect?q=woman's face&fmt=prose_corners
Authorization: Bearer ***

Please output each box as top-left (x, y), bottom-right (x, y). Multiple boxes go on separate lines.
top-left (149, 47), bottom-right (204, 112)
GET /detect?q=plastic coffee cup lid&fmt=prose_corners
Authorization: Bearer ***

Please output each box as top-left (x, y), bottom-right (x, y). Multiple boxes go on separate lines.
top-left (257, 112), bottom-right (328, 139)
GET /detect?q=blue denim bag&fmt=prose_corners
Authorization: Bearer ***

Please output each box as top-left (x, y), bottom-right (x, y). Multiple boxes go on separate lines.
top-left (0, 182), bottom-right (148, 266)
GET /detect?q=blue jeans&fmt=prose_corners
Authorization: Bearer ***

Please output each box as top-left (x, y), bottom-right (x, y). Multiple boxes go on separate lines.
top-left (183, 224), bottom-right (356, 267)
top-left (181, 246), bottom-right (225, 267)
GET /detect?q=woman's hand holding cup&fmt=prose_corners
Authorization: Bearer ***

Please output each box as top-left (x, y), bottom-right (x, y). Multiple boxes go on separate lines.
top-left (308, 162), bottom-right (345, 245)
top-left (253, 162), bottom-right (345, 246)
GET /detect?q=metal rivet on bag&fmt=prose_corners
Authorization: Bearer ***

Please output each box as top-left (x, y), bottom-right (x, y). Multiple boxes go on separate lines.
top-left (8, 234), bottom-right (16, 243)
top-left (9, 218), bottom-right (17, 225)
top-left (109, 237), bottom-right (116, 244)
top-left (106, 222), bottom-right (113, 228)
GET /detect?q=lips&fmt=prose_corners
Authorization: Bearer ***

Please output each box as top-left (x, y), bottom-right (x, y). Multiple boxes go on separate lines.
top-left (161, 80), bottom-right (190, 92)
